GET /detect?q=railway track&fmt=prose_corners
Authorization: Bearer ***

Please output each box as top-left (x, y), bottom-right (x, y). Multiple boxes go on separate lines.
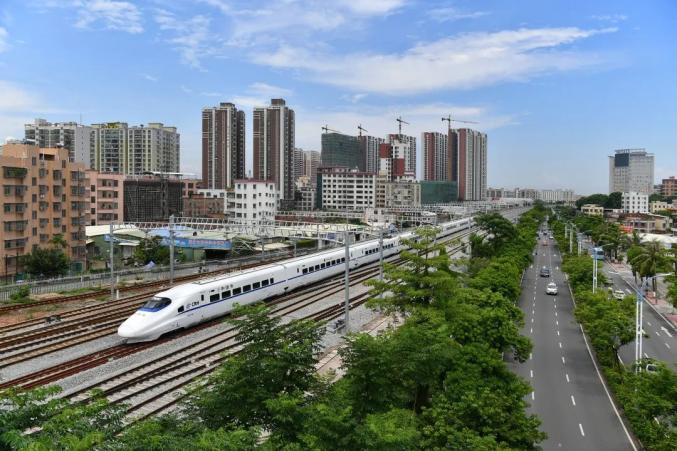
top-left (0, 228), bottom-right (472, 392)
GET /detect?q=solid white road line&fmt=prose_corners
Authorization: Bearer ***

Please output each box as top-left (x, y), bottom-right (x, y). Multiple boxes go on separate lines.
top-left (571, 395), bottom-right (576, 406)
top-left (579, 423), bottom-right (585, 437)
top-left (578, 323), bottom-right (638, 450)
top-left (566, 373), bottom-right (570, 383)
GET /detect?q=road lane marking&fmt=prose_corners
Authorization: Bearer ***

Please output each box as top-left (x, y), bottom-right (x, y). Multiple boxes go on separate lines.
top-left (557, 330), bottom-right (560, 336)
top-left (530, 370), bottom-right (533, 378)
top-left (532, 318), bottom-right (534, 323)
top-left (644, 352), bottom-right (649, 358)
top-left (571, 395), bottom-right (576, 406)
top-left (577, 324), bottom-right (637, 450)
top-left (647, 321), bottom-right (652, 327)
top-left (531, 392), bottom-right (535, 400)
top-left (562, 356), bottom-right (566, 364)
top-left (566, 373), bottom-right (570, 383)
top-left (530, 352), bottom-right (532, 360)
top-left (666, 343), bottom-right (671, 349)
top-left (661, 327), bottom-right (673, 338)
top-left (655, 331), bottom-right (660, 336)
top-left (555, 312), bottom-right (558, 317)
top-left (530, 327), bottom-right (533, 334)
top-left (559, 342), bottom-right (562, 349)
top-left (625, 288), bottom-right (632, 294)
top-left (532, 309), bottom-right (535, 315)
top-left (579, 424), bottom-right (585, 437)
top-left (556, 320), bottom-right (559, 326)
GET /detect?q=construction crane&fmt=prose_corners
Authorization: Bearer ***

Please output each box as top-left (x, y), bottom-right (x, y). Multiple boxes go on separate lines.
top-left (441, 114), bottom-right (479, 129)
top-left (396, 116), bottom-right (409, 137)
top-left (357, 124), bottom-right (368, 137)
top-left (322, 124), bottom-right (340, 134)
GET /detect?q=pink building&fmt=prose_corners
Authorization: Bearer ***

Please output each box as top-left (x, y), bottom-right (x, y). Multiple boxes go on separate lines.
top-left (86, 170), bottom-right (125, 225)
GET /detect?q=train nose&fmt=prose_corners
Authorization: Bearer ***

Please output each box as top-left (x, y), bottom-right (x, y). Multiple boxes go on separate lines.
top-left (117, 313), bottom-right (146, 339)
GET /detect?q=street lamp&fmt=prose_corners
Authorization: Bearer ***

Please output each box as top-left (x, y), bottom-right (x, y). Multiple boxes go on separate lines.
top-left (634, 273), bottom-right (670, 372)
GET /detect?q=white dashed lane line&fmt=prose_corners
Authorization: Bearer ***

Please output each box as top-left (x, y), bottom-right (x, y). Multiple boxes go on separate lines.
top-left (579, 423), bottom-right (585, 437)
top-left (661, 327), bottom-right (673, 338)
top-left (666, 343), bottom-right (671, 349)
top-left (530, 370), bottom-right (533, 378)
top-left (562, 356), bottom-right (566, 364)
top-left (571, 395), bottom-right (576, 406)
top-left (559, 342), bottom-right (563, 349)
top-left (532, 392), bottom-right (535, 400)
top-left (557, 330), bottom-right (560, 336)
top-left (647, 321), bottom-right (652, 327)
top-left (566, 373), bottom-right (570, 383)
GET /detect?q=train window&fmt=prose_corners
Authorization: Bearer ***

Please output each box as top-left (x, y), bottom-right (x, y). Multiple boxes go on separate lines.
top-left (253, 281), bottom-right (260, 289)
top-left (262, 279), bottom-right (269, 286)
top-left (141, 296), bottom-right (172, 311)
top-left (233, 287), bottom-right (242, 295)
top-left (321, 263), bottom-right (325, 269)
top-left (331, 260), bottom-right (336, 265)
top-left (315, 265), bottom-right (320, 271)
top-left (177, 306), bottom-right (184, 313)
top-left (270, 278), bottom-right (274, 284)
top-left (201, 295), bottom-right (204, 301)
top-left (303, 268), bottom-right (308, 274)
top-left (243, 284), bottom-right (251, 292)
top-left (222, 290), bottom-right (231, 299)
top-left (210, 293), bottom-right (219, 302)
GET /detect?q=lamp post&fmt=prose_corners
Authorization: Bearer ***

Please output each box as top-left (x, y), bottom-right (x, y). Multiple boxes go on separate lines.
top-left (634, 273), bottom-right (670, 372)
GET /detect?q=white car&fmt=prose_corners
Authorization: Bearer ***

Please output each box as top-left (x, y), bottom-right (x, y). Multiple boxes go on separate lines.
top-left (546, 282), bottom-right (558, 295)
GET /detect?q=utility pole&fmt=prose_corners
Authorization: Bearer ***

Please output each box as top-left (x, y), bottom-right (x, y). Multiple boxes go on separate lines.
top-left (569, 227), bottom-right (573, 254)
top-left (169, 215), bottom-right (175, 284)
top-left (344, 230), bottom-right (351, 332)
top-left (378, 227), bottom-right (384, 283)
top-left (592, 253), bottom-right (598, 293)
top-left (109, 222), bottom-right (115, 299)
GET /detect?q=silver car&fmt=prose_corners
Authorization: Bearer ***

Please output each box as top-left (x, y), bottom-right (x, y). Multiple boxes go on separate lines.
top-left (546, 282), bottom-right (558, 295)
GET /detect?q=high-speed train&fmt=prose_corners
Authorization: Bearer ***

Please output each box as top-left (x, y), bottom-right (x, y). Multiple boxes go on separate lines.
top-left (117, 217), bottom-right (473, 342)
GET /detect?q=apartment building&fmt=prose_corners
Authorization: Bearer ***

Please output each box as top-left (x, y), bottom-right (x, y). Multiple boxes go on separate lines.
top-left (422, 131), bottom-right (449, 181)
top-left (123, 175), bottom-right (183, 222)
top-left (661, 176), bottom-right (677, 197)
top-left (182, 178), bottom-right (203, 198)
top-left (316, 167), bottom-right (376, 210)
top-left (379, 180), bottom-right (421, 208)
top-left (581, 204), bottom-right (604, 216)
top-left (0, 143), bottom-right (89, 275)
top-left (360, 135), bottom-right (385, 175)
top-left (449, 128), bottom-right (487, 201)
top-left (182, 194), bottom-right (225, 218)
top-left (538, 189), bottom-right (576, 203)
top-left (387, 134), bottom-right (416, 177)
top-left (321, 132), bottom-right (364, 171)
top-left (621, 191), bottom-right (649, 214)
top-left (202, 103), bottom-right (245, 190)
top-left (86, 170), bottom-right (124, 225)
top-left (253, 99), bottom-right (295, 200)
top-left (91, 122), bottom-right (180, 175)
top-left (25, 118), bottom-right (93, 164)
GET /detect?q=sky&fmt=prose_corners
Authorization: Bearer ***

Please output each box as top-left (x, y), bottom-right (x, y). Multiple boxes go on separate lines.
top-left (0, 0), bottom-right (676, 195)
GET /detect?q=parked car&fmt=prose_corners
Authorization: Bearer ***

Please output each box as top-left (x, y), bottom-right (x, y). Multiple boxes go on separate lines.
top-left (540, 267), bottom-right (550, 277)
top-left (546, 282), bottom-right (558, 295)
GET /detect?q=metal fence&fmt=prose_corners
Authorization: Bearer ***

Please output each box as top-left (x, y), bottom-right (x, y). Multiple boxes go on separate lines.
top-left (0, 249), bottom-right (309, 303)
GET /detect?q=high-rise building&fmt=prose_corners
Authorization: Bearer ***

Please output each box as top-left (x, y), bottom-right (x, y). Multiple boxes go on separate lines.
top-left (387, 134), bottom-right (416, 177)
top-left (378, 142), bottom-right (411, 182)
top-left (0, 143), bottom-right (89, 275)
top-left (622, 191), bottom-right (649, 214)
top-left (422, 131), bottom-right (449, 181)
top-left (123, 175), bottom-right (183, 222)
top-left (202, 103), bottom-right (246, 190)
top-left (608, 149), bottom-right (654, 195)
top-left (86, 170), bottom-right (124, 226)
top-left (90, 122), bottom-right (180, 175)
top-left (359, 135), bottom-right (385, 174)
top-left (25, 118), bottom-right (93, 165)
top-left (293, 148), bottom-right (305, 183)
top-left (303, 150), bottom-right (320, 186)
top-left (321, 132), bottom-right (364, 171)
top-left (661, 176), bottom-right (676, 197)
top-left (253, 98), bottom-right (295, 200)
top-left (449, 128), bottom-right (487, 201)
top-left (316, 167), bottom-right (376, 210)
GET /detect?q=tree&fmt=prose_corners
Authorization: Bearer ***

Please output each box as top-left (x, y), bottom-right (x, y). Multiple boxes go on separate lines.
top-left (576, 193), bottom-right (608, 209)
top-left (649, 193), bottom-right (664, 202)
top-left (133, 236), bottom-right (170, 265)
top-left (473, 213), bottom-right (518, 255)
top-left (604, 192), bottom-right (623, 209)
top-left (630, 241), bottom-right (668, 291)
top-left (21, 246), bottom-right (70, 278)
top-left (49, 233), bottom-right (68, 250)
top-left (188, 304), bottom-right (325, 439)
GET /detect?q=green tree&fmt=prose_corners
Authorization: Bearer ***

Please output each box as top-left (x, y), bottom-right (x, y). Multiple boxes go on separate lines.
top-left (133, 236), bottom-right (170, 265)
top-left (630, 241), bottom-right (668, 291)
top-left (576, 193), bottom-right (608, 209)
top-left (649, 193), bottom-right (664, 202)
top-left (473, 213), bottom-right (518, 255)
top-left (21, 247), bottom-right (70, 278)
top-left (604, 192), bottom-right (623, 209)
top-left (188, 305), bottom-right (325, 439)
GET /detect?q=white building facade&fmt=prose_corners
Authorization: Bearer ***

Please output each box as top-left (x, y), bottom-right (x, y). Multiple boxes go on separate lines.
top-left (609, 149), bottom-right (654, 195)
top-left (622, 191), bottom-right (649, 214)
top-left (537, 189), bottom-right (576, 203)
top-left (25, 118), bottom-right (93, 165)
top-left (317, 167), bottom-right (376, 210)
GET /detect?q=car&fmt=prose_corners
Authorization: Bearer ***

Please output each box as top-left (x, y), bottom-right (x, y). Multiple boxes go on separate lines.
top-left (546, 282), bottom-right (558, 295)
top-left (613, 289), bottom-right (626, 300)
top-left (539, 267), bottom-right (550, 277)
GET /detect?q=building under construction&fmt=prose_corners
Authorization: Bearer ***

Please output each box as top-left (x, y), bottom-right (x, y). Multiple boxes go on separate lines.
top-left (124, 175), bottom-right (183, 222)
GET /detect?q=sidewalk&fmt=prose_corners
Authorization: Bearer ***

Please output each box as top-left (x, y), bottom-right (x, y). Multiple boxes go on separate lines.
top-left (606, 260), bottom-right (677, 328)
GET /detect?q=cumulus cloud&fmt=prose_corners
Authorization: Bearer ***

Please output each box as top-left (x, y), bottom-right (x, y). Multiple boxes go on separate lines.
top-left (155, 10), bottom-right (213, 69)
top-left (428, 6), bottom-right (489, 22)
top-left (253, 27), bottom-right (617, 95)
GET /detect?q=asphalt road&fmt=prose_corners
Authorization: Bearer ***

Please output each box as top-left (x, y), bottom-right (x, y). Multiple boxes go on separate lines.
top-left (509, 235), bottom-right (637, 450)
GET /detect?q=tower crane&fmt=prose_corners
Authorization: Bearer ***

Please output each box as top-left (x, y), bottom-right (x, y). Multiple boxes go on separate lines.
top-left (357, 124), bottom-right (368, 137)
top-left (441, 114), bottom-right (478, 129)
top-left (396, 116), bottom-right (409, 137)
top-left (322, 124), bottom-right (340, 134)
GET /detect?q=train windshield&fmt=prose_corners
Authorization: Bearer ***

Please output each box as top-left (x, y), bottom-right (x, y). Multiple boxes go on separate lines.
top-left (140, 296), bottom-right (172, 312)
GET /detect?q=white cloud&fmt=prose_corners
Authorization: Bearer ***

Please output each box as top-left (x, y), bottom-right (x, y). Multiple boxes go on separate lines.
top-left (253, 27), bottom-right (617, 95)
top-left (249, 82), bottom-right (292, 98)
top-left (141, 73), bottom-right (158, 82)
top-left (200, 91), bottom-right (223, 97)
top-left (335, 0), bottom-right (406, 15)
top-left (591, 14), bottom-right (627, 23)
top-left (73, 0), bottom-right (143, 33)
top-left (428, 6), bottom-right (489, 22)
top-left (0, 27), bottom-right (8, 53)
top-left (155, 10), bottom-right (213, 69)
top-left (0, 80), bottom-right (40, 112)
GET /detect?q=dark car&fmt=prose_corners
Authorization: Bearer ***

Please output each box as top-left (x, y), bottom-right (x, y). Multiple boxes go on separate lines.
top-left (540, 267), bottom-right (550, 277)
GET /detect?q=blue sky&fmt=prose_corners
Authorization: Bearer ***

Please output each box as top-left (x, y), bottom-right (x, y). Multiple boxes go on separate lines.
top-left (0, 0), bottom-right (676, 194)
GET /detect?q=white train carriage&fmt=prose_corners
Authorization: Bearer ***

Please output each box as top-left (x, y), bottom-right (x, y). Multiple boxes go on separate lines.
top-left (117, 217), bottom-right (472, 342)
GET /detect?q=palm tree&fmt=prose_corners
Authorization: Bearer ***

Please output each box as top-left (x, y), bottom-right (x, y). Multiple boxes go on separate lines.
top-left (630, 241), bottom-right (666, 292)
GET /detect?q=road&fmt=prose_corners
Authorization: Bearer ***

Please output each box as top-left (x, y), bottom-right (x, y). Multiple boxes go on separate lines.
top-left (509, 236), bottom-right (636, 450)
top-left (602, 263), bottom-right (677, 365)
